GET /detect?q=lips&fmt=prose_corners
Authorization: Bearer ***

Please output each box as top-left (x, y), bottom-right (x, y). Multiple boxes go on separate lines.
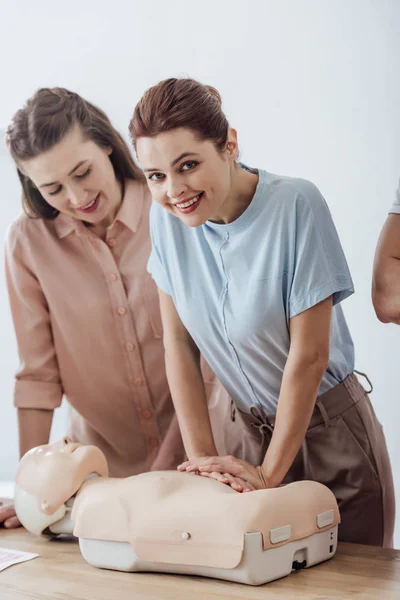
top-left (77, 194), bottom-right (100, 213)
top-left (173, 192), bottom-right (203, 214)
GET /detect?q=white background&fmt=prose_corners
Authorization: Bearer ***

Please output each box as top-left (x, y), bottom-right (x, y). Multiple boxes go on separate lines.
top-left (0, 0), bottom-right (399, 546)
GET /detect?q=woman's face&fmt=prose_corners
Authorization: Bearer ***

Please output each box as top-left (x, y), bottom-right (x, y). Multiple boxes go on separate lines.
top-left (136, 127), bottom-right (238, 227)
top-left (20, 124), bottom-right (122, 226)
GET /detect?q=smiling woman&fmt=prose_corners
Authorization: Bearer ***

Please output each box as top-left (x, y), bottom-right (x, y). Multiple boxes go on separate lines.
top-left (9, 89), bottom-right (140, 222)
top-left (1, 87), bottom-right (230, 531)
top-left (17, 124), bottom-right (123, 239)
top-left (129, 77), bottom-right (396, 548)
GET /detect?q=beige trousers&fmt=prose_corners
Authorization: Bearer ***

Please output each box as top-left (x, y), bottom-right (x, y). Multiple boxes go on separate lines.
top-left (212, 373), bottom-right (396, 547)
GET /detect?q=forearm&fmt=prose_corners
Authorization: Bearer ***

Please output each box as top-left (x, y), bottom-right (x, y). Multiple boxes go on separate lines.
top-left (18, 408), bottom-right (53, 458)
top-left (261, 354), bottom-right (327, 486)
top-left (373, 214), bottom-right (400, 324)
top-left (372, 256), bottom-right (400, 323)
top-left (164, 340), bottom-right (218, 459)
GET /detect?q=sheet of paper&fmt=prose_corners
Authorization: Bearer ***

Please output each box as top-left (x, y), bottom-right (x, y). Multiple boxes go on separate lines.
top-left (0, 547), bottom-right (38, 571)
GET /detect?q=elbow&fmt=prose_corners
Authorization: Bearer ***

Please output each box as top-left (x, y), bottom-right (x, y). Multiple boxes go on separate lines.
top-left (311, 352), bottom-right (330, 378)
top-left (372, 290), bottom-right (398, 324)
top-left (291, 349), bottom-right (330, 381)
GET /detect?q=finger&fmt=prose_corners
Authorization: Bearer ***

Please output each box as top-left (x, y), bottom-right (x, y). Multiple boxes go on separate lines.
top-left (178, 457), bottom-right (219, 471)
top-left (221, 473), bottom-right (244, 492)
top-left (4, 516), bottom-right (21, 529)
top-left (208, 471), bottom-right (230, 485)
top-left (197, 455), bottom-right (241, 469)
top-left (223, 473), bottom-right (256, 492)
top-left (0, 505), bottom-right (16, 523)
top-left (177, 461), bottom-right (191, 471)
top-left (193, 457), bottom-right (234, 472)
top-left (197, 463), bottom-right (228, 473)
top-left (198, 461), bottom-right (242, 476)
top-left (233, 477), bottom-right (256, 492)
top-left (199, 471), bottom-right (244, 492)
top-left (185, 457), bottom-right (220, 471)
top-left (199, 471), bottom-right (230, 485)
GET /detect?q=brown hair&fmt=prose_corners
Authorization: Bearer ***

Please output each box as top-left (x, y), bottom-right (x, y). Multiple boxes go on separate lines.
top-left (6, 88), bottom-right (144, 220)
top-left (129, 77), bottom-right (229, 152)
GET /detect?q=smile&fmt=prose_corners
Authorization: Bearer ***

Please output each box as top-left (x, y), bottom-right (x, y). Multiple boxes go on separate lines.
top-left (77, 194), bottom-right (100, 213)
top-left (172, 193), bottom-right (203, 214)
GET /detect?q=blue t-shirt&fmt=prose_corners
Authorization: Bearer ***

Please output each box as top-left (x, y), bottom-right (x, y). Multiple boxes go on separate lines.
top-left (148, 167), bottom-right (355, 414)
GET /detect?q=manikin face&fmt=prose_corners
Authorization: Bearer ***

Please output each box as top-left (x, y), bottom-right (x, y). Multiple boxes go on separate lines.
top-left (14, 438), bottom-right (108, 536)
top-left (20, 124), bottom-right (122, 229)
top-left (136, 127), bottom-right (239, 227)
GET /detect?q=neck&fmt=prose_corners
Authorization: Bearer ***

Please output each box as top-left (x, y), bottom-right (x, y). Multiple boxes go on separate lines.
top-left (87, 178), bottom-right (124, 240)
top-left (48, 474), bottom-right (111, 536)
top-left (209, 164), bottom-right (258, 225)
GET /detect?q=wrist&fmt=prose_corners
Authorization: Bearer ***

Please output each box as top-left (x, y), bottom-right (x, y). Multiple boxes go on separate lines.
top-left (257, 464), bottom-right (282, 489)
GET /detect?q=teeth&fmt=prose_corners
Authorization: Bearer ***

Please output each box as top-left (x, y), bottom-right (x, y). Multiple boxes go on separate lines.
top-left (82, 197), bottom-right (97, 210)
top-left (176, 194), bottom-right (201, 209)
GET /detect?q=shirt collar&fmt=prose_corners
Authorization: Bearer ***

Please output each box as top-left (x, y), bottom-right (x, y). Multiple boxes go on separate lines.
top-left (114, 179), bottom-right (145, 233)
top-left (53, 179), bottom-right (146, 239)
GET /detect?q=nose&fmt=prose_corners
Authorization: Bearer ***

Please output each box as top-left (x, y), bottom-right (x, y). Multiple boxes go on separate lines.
top-left (49, 437), bottom-right (82, 454)
top-left (67, 183), bottom-right (88, 208)
top-left (167, 175), bottom-right (186, 201)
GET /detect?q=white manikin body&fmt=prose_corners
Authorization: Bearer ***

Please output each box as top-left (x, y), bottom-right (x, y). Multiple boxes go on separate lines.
top-left (14, 438), bottom-right (340, 586)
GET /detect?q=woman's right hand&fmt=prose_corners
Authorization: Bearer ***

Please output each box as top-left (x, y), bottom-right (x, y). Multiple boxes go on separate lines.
top-left (199, 470), bottom-right (256, 493)
top-left (179, 459), bottom-right (256, 493)
top-left (0, 501), bottom-right (21, 529)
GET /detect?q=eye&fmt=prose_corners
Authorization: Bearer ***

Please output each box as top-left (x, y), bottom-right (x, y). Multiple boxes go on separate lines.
top-left (149, 172), bottom-right (165, 182)
top-left (48, 186), bottom-right (62, 196)
top-left (76, 167), bottom-right (92, 179)
top-left (181, 160), bottom-right (198, 171)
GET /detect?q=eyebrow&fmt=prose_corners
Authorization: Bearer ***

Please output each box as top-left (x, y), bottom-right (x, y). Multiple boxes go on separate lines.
top-left (143, 152), bottom-right (200, 173)
top-left (39, 160), bottom-right (89, 188)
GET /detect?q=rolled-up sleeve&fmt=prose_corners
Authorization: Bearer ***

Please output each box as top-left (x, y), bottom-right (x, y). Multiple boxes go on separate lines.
top-left (5, 223), bottom-right (63, 410)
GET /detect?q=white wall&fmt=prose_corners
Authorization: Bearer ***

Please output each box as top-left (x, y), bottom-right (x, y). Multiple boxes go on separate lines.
top-left (0, 0), bottom-right (399, 545)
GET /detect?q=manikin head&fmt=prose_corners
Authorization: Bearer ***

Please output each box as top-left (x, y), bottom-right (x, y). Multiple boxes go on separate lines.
top-left (14, 437), bottom-right (108, 536)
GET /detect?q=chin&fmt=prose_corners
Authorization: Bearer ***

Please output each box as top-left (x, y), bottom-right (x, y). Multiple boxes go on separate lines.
top-left (180, 214), bottom-right (208, 228)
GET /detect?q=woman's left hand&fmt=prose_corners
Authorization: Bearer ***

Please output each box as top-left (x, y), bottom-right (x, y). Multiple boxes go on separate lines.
top-left (178, 455), bottom-right (272, 490)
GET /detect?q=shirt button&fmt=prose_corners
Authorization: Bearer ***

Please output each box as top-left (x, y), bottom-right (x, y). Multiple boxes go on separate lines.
top-left (149, 438), bottom-right (159, 449)
top-left (125, 342), bottom-right (135, 352)
top-left (109, 273), bottom-right (118, 282)
top-left (133, 377), bottom-right (142, 386)
top-left (108, 238), bottom-right (117, 248)
top-left (141, 409), bottom-right (152, 420)
top-left (117, 306), bottom-right (127, 316)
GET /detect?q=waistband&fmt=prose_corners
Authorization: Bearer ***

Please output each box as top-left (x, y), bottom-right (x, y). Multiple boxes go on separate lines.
top-left (237, 372), bottom-right (372, 434)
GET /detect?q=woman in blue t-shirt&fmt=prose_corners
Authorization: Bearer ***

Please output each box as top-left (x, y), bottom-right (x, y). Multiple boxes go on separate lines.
top-left (129, 77), bottom-right (395, 547)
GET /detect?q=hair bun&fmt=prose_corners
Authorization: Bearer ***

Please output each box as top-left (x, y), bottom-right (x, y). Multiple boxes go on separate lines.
top-left (205, 85), bottom-right (222, 106)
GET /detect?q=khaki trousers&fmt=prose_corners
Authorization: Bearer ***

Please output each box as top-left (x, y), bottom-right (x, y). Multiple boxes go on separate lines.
top-left (212, 373), bottom-right (396, 547)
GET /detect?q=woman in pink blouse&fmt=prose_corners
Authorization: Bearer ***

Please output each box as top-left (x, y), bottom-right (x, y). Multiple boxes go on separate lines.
top-left (0, 88), bottom-right (233, 528)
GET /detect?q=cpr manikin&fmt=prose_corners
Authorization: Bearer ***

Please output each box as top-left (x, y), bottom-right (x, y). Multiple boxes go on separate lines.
top-left (14, 438), bottom-right (340, 586)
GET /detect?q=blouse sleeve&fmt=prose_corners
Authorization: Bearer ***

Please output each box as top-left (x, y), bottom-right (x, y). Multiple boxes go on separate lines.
top-left (5, 223), bottom-right (63, 409)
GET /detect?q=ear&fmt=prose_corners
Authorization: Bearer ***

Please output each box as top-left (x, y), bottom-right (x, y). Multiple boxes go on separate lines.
top-left (106, 146), bottom-right (113, 156)
top-left (225, 128), bottom-right (239, 160)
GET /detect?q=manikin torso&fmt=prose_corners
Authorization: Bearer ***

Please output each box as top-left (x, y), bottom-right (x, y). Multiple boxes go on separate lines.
top-left (14, 438), bottom-right (340, 586)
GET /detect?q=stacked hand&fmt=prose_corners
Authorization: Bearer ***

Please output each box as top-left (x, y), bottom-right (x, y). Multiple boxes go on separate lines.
top-left (0, 501), bottom-right (20, 529)
top-left (178, 455), bottom-right (271, 492)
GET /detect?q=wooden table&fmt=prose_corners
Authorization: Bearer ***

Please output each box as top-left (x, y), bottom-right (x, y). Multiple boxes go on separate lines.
top-left (0, 528), bottom-right (399, 600)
